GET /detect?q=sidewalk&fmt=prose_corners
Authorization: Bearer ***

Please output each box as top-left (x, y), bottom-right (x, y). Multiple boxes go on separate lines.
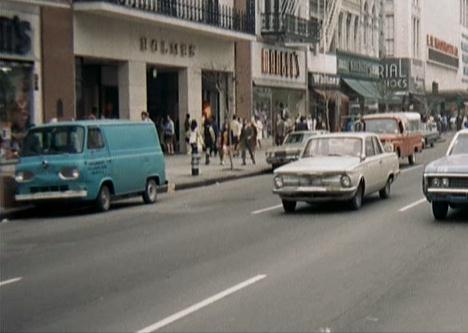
top-left (165, 141), bottom-right (273, 191)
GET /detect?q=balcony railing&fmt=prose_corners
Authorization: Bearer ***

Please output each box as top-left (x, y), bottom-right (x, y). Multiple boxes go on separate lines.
top-left (261, 13), bottom-right (319, 43)
top-left (74, 0), bottom-right (255, 35)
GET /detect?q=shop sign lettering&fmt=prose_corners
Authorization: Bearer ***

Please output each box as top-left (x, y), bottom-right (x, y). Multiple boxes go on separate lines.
top-left (379, 58), bottom-right (408, 90)
top-left (427, 35), bottom-right (458, 57)
top-left (261, 48), bottom-right (300, 79)
top-left (337, 52), bottom-right (380, 79)
top-left (0, 16), bottom-right (31, 56)
top-left (309, 73), bottom-right (340, 88)
top-left (140, 37), bottom-right (195, 57)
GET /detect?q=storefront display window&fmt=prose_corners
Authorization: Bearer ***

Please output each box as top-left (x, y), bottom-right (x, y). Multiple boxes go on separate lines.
top-left (254, 86), bottom-right (306, 144)
top-left (0, 61), bottom-right (34, 163)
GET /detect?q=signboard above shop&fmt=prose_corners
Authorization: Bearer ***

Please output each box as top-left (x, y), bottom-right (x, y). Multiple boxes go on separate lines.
top-left (427, 34), bottom-right (459, 69)
top-left (336, 51), bottom-right (380, 80)
top-left (379, 58), bottom-right (425, 94)
top-left (252, 42), bottom-right (306, 89)
top-left (309, 72), bottom-right (340, 89)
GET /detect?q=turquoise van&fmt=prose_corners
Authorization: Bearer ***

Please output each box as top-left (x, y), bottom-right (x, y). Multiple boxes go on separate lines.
top-left (14, 120), bottom-right (166, 212)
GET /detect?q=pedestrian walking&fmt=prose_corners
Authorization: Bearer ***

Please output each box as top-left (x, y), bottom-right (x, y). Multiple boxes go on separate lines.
top-left (240, 120), bottom-right (256, 165)
top-left (184, 114), bottom-right (190, 144)
top-left (164, 115), bottom-right (175, 155)
top-left (276, 115), bottom-right (286, 146)
top-left (230, 116), bottom-right (241, 156)
top-left (203, 118), bottom-right (215, 165)
top-left (295, 116), bottom-right (308, 131)
top-left (189, 119), bottom-right (203, 154)
top-left (255, 117), bottom-right (263, 149)
top-left (141, 111), bottom-right (153, 123)
top-left (219, 122), bottom-right (230, 166)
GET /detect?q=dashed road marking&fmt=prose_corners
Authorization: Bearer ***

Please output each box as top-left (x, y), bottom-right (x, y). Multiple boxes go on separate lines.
top-left (400, 165), bottom-right (424, 174)
top-left (251, 205), bottom-right (283, 215)
top-left (399, 198), bottom-right (427, 212)
top-left (137, 274), bottom-right (267, 333)
top-left (0, 277), bottom-right (22, 288)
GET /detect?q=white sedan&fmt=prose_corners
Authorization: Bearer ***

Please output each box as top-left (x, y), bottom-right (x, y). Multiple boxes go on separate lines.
top-left (273, 133), bottom-right (400, 212)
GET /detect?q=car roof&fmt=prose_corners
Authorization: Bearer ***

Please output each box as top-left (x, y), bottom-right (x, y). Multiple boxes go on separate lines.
top-left (312, 132), bottom-right (375, 139)
top-left (363, 112), bottom-right (421, 120)
top-left (30, 120), bottom-right (146, 128)
top-left (288, 130), bottom-right (328, 135)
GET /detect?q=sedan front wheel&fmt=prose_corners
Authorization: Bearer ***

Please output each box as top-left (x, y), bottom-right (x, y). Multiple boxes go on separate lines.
top-left (282, 200), bottom-right (297, 213)
top-left (432, 201), bottom-right (449, 220)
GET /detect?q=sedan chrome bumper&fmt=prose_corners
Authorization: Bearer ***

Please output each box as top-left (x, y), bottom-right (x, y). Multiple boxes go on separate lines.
top-left (273, 186), bottom-right (358, 202)
top-left (16, 190), bottom-right (88, 201)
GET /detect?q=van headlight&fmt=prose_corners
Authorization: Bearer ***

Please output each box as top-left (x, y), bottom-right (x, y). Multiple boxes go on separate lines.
top-left (273, 175), bottom-right (284, 189)
top-left (59, 167), bottom-right (80, 180)
top-left (15, 171), bottom-right (34, 183)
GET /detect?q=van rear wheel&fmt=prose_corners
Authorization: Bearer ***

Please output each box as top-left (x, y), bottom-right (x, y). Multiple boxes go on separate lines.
top-left (96, 185), bottom-right (111, 212)
top-left (143, 178), bottom-right (158, 204)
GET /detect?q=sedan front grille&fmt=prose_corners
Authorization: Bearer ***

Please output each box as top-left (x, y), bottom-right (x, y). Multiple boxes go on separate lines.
top-left (449, 178), bottom-right (468, 189)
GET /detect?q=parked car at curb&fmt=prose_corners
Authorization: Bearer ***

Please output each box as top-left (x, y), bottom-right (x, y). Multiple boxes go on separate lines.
top-left (360, 112), bottom-right (423, 165)
top-left (421, 122), bottom-right (440, 148)
top-left (15, 120), bottom-right (166, 212)
top-left (272, 133), bottom-right (400, 213)
top-left (423, 129), bottom-right (468, 220)
top-left (266, 131), bottom-right (327, 170)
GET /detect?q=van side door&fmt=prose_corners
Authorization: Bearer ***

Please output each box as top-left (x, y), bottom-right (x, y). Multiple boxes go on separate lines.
top-left (85, 127), bottom-right (111, 197)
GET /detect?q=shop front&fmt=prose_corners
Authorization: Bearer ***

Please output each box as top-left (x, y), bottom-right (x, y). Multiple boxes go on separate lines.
top-left (336, 51), bottom-right (381, 117)
top-left (74, 10), bottom-right (243, 152)
top-left (252, 42), bottom-right (307, 144)
top-left (379, 58), bottom-right (426, 113)
top-left (0, 3), bottom-right (42, 164)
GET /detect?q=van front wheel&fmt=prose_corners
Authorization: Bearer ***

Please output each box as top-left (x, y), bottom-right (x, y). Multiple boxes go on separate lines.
top-left (96, 185), bottom-right (111, 212)
top-left (143, 178), bottom-right (158, 204)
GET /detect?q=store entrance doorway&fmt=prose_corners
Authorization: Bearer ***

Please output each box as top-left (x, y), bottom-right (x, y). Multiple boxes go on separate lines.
top-left (146, 66), bottom-right (179, 151)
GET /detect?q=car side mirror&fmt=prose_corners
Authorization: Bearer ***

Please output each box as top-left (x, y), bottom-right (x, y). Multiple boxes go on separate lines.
top-left (360, 154), bottom-right (367, 162)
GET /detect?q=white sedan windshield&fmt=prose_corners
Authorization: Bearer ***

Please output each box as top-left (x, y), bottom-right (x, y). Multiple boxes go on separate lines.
top-left (450, 134), bottom-right (468, 155)
top-left (303, 138), bottom-right (362, 158)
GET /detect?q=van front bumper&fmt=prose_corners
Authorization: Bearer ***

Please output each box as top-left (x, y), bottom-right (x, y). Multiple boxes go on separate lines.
top-left (15, 190), bottom-right (88, 202)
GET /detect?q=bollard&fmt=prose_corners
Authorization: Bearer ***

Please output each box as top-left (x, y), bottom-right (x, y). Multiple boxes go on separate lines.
top-left (191, 153), bottom-right (201, 176)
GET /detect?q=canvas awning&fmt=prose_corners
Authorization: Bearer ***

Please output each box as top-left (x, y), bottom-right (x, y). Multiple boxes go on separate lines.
top-left (343, 78), bottom-right (381, 101)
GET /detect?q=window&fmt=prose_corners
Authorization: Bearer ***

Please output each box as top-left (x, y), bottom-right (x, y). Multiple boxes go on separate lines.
top-left (365, 138), bottom-right (376, 157)
top-left (385, 15), bottom-right (394, 56)
top-left (373, 137), bottom-right (384, 154)
top-left (87, 128), bottom-right (105, 150)
top-left (22, 126), bottom-right (85, 157)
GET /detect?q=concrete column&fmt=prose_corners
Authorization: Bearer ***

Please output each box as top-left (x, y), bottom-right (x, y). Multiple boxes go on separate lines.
top-left (178, 67), bottom-right (202, 152)
top-left (235, 41), bottom-right (252, 120)
top-left (118, 61), bottom-right (147, 120)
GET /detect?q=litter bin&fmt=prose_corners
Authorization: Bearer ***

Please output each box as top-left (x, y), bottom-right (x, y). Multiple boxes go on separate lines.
top-left (191, 153), bottom-right (201, 176)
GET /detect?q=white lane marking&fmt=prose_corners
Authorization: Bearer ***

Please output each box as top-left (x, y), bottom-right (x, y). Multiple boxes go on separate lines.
top-left (400, 165), bottom-right (424, 174)
top-left (137, 274), bottom-right (267, 333)
top-left (399, 198), bottom-right (427, 212)
top-left (251, 205), bottom-right (283, 215)
top-left (0, 277), bottom-right (22, 287)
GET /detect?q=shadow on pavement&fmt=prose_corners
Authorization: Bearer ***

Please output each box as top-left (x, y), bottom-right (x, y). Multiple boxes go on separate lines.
top-left (7, 199), bottom-right (146, 221)
top-left (285, 196), bottom-right (382, 216)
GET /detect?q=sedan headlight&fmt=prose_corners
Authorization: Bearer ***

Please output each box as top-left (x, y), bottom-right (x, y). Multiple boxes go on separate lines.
top-left (431, 178), bottom-right (441, 187)
top-left (15, 171), bottom-right (34, 183)
top-left (441, 178), bottom-right (450, 188)
top-left (273, 175), bottom-right (284, 189)
top-left (340, 175), bottom-right (352, 188)
top-left (59, 167), bottom-right (80, 180)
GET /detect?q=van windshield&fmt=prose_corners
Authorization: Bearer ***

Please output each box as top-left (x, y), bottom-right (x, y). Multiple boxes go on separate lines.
top-left (364, 119), bottom-right (400, 134)
top-left (22, 126), bottom-right (85, 157)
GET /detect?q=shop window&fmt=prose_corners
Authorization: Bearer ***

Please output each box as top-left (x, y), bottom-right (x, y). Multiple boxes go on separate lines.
top-left (0, 61), bottom-right (34, 162)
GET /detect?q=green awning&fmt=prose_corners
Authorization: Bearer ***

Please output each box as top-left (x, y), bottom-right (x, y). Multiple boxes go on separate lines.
top-left (343, 78), bottom-right (380, 101)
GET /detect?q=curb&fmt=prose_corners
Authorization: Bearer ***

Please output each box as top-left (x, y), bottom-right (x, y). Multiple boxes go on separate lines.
top-left (2, 170), bottom-right (272, 219)
top-left (172, 168), bottom-right (271, 191)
